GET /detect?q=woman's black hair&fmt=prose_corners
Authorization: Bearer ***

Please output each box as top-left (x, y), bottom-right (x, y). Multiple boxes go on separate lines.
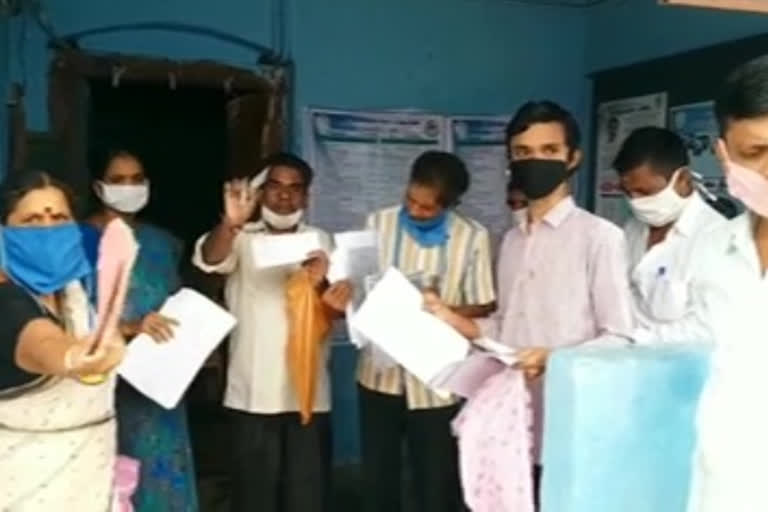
top-left (90, 147), bottom-right (143, 180)
top-left (0, 170), bottom-right (76, 222)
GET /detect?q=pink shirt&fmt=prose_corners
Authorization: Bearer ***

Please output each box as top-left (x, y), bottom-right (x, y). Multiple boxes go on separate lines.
top-left (478, 196), bottom-right (634, 349)
top-left (476, 196), bottom-right (634, 460)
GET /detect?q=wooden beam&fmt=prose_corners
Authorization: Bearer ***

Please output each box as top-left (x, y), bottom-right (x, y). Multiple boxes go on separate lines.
top-left (660, 0), bottom-right (768, 14)
top-left (51, 49), bottom-right (275, 94)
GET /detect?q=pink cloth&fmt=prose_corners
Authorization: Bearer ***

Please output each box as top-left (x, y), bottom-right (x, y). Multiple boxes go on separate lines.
top-left (112, 456), bottom-right (140, 512)
top-left (475, 197), bottom-right (634, 460)
top-left (453, 369), bottom-right (534, 512)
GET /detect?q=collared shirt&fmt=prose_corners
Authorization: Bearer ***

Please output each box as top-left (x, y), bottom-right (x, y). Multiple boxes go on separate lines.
top-left (687, 213), bottom-right (768, 512)
top-left (476, 196), bottom-right (634, 461)
top-left (192, 221), bottom-right (333, 414)
top-left (477, 196), bottom-right (634, 347)
top-left (356, 206), bottom-right (496, 410)
top-left (625, 193), bottom-right (725, 345)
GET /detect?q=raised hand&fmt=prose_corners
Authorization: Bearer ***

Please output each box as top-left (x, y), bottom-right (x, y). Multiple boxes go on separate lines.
top-left (223, 179), bottom-right (259, 228)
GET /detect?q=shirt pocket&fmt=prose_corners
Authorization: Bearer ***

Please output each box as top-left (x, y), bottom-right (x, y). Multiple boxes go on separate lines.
top-left (648, 276), bottom-right (690, 321)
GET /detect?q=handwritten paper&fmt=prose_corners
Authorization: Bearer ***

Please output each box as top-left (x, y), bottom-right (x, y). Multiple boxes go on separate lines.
top-left (119, 288), bottom-right (236, 409)
top-left (251, 231), bottom-right (323, 269)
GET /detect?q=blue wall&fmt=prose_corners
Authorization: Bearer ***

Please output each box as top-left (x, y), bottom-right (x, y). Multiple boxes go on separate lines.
top-left (586, 0), bottom-right (768, 72)
top-left (5, 0), bottom-right (588, 143)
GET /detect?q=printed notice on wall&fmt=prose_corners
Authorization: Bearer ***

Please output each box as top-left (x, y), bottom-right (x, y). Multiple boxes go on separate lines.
top-left (304, 109), bottom-right (448, 234)
top-left (595, 93), bottom-right (668, 226)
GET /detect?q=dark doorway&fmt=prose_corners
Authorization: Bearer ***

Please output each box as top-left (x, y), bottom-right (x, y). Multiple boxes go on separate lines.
top-left (87, 80), bottom-right (227, 255)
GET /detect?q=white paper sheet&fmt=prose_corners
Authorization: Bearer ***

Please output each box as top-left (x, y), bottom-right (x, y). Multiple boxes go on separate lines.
top-left (118, 288), bottom-right (236, 409)
top-left (328, 230), bottom-right (379, 283)
top-left (251, 231), bottom-right (323, 268)
top-left (349, 267), bottom-right (471, 385)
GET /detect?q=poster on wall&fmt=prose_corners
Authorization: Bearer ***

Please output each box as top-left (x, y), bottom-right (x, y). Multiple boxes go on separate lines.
top-left (668, 101), bottom-right (726, 195)
top-left (304, 108), bottom-right (448, 233)
top-left (595, 92), bottom-right (668, 226)
top-left (448, 116), bottom-right (510, 250)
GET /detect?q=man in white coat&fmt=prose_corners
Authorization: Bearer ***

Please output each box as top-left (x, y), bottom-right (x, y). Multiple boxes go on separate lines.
top-left (612, 126), bottom-right (725, 344)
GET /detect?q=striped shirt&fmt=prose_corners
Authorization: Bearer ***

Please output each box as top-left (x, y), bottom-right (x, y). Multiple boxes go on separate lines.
top-left (357, 205), bottom-right (496, 409)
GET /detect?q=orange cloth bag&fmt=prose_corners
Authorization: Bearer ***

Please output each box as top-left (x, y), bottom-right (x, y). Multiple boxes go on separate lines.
top-left (285, 268), bottom-right (333, 425)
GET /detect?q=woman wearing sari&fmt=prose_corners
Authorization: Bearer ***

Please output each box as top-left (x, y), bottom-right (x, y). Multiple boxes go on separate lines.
top-left (0, 171), bottom-right (125, 510)
top-left (81, 149), bottom-right (199, 511)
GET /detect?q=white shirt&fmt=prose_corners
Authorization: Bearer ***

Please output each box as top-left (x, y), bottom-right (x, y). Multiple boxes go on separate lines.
top-left (192, 221), bottom-right (333, 414)
top-left (687, 213), bottom-right (768, 512)
top-left (624, 193), bottom-right (725, 345)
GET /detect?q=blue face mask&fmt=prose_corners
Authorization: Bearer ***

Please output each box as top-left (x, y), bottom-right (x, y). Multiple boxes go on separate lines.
top-left (0, 223), bottom-right (92, 295)
top-left (398, 207), bottom-right (450, 248)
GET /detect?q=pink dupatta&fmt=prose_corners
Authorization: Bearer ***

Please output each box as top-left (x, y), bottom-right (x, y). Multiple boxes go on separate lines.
top-left (452, 368), bottom-right (535, 512)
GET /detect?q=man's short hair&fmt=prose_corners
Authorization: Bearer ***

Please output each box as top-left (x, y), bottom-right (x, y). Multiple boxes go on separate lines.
top-left (613, 127), bottom-right (689, 179)
top-left (505, 100), bottom-right (581, 151)
top-left (261, 152), bottom-right (314, 187)
top-left (716, 54), bottom-right (768, 134)
top-left (409, 151), bottom-right (470, 207)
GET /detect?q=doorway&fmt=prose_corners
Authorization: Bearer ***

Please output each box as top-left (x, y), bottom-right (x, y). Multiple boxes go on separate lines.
top-left (87, 79), bottom-right (227, 257)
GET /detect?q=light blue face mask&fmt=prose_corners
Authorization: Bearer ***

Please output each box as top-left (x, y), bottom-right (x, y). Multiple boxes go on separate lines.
top-left (398, 206), bottom-right (450, 248)
top-left (0, 223), bottom-right (92, 295)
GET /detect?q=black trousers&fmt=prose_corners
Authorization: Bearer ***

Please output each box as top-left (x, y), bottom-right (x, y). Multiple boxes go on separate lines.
top-left (229, 409), bottom-right (331, 512)
top-left (358, 385), bottom-right (463, 512)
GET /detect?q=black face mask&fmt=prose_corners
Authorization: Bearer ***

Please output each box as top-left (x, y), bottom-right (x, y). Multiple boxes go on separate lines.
top-left (509, 159), bottom-right (569, 200)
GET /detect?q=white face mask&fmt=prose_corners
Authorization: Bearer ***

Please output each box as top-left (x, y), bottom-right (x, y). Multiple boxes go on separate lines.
top-left (261, 205), bottom-right (303, 230)
top-left (627, 171), bottom-right (691, 227)
top-left (97, 182), bottom-right (149, 213)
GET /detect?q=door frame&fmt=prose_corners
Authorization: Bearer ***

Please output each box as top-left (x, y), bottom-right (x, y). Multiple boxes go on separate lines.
top-left (36, 48), bottom-right (287, 206)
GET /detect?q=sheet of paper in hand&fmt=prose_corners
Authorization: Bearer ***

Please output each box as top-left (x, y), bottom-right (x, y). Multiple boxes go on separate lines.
top-left (91, 218), bottom-right (139, 353)
top-left (350, 267), bottom-right (511, 397)
top-left (250, 231), bottom-right (323, 269)
top-left (119, 288), bottom-right (236, 409)
top-left (328, 230), bottom-right (379, 283)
